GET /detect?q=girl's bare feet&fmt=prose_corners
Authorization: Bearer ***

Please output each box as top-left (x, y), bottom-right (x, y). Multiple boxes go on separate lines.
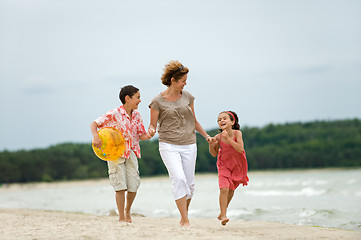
top-left (220, 216), bottom-right (229, 226)
top-left (217, 213), bottom-right (222, 220)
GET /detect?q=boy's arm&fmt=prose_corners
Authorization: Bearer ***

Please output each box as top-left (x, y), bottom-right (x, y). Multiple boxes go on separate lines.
top-left (90, 121), bottom-right (102, 148)
top-left (139, 133), bottom-right (151, 141)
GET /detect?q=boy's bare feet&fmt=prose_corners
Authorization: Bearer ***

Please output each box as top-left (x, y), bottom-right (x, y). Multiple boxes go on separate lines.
top-left (118, 216), bottom-right (126, 222)
top-left (125, 210), bottom-right (132, 223)
top-left (217, 213), bottom-right (222, 220)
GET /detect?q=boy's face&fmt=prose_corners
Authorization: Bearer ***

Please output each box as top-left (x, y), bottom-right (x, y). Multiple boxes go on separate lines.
top-left (127, 91), bottom-right (141, 110)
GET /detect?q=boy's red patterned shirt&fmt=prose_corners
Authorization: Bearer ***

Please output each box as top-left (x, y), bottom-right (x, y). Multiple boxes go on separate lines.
top-left (95, 105), bottom-right (146, 158)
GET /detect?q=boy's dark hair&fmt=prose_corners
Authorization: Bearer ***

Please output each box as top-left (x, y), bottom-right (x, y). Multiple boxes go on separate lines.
top-left (119, 85), bottom-right (139, 104)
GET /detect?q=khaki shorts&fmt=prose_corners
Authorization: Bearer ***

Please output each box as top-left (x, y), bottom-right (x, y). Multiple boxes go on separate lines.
top-left (107, 150), bottom-right (140, 192)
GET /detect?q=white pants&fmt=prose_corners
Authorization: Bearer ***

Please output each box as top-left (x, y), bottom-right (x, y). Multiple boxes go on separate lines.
top-left (159, 142), bottom-right (197, 200)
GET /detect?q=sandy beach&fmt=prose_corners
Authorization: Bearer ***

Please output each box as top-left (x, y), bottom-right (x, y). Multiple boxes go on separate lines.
top-left (1, 208), bottom-right (360, 240)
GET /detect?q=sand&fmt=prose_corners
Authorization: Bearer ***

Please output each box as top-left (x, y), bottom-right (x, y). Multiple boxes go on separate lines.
top-left (0, 208), bottom-right (360, 240)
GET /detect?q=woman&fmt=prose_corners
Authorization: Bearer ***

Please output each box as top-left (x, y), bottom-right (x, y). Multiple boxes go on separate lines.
top-left (148, 60), bottom-right (210, 227)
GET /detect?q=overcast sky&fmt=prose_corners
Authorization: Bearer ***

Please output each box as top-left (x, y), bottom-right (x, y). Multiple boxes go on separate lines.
top-left (1, 0), bottom-right (360, 151)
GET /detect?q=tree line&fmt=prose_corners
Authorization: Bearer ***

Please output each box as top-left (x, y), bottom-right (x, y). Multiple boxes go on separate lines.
top-left (0, 119), bottom-right (360, 183)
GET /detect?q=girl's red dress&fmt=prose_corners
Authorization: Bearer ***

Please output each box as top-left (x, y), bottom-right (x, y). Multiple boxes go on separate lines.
top-left (217, 133), bottom-right (249, 190)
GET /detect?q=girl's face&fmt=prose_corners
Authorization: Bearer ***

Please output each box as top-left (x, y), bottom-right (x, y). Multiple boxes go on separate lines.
top-left (217, 112), bottom-right (234, 130)
top-left (171, 74), bottom-right (187, 91)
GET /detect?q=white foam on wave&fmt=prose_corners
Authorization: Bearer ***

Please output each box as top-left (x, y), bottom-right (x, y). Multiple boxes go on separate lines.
top-left (251, 179), bottom-right (328, 188)
top-left (244, 187), bottom-right (326, 197)
top-left (355, 191), bottom-right (361, 196)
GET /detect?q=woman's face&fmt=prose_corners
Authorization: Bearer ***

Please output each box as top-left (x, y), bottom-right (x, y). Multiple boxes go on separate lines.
top-left (171, 74), bottom-right (187, 91)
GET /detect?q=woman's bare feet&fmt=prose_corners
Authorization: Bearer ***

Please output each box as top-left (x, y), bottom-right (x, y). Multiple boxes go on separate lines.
top-left (179, 218), bottom-right (190, 227)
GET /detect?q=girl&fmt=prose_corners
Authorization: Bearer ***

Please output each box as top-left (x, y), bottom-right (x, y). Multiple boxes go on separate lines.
top-left (208, 111), bottom-right (249, 226)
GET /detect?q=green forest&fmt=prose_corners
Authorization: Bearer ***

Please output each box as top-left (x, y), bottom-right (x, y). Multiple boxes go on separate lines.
top-left (1, 119), bottom-right (360, 183)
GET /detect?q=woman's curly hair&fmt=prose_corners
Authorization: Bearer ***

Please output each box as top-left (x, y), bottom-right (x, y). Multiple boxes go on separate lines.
top-left (161, 60), bottom-right (189, 86)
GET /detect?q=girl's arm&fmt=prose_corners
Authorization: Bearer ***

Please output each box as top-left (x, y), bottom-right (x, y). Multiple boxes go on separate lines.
top-left (190, 102), bottom-right (210, 140)
top-left (209, 134), bottom-right (220, 157)
top-left (224, 130), bottom-right (245, 154)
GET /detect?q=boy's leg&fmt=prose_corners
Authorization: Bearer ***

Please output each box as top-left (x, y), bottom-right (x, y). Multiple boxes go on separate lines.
top-left (108, 160), bottom-right (127, 222)
top-left (124, 151), bottom-right (140, 223)
top-left (115, 190), bottom-right (126, 222)
top-left (125, 191), bottom-right (136, 223)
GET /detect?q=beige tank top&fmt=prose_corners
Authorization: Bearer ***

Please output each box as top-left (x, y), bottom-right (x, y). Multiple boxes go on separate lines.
top-left (149, 90), bottom-right (196, 145)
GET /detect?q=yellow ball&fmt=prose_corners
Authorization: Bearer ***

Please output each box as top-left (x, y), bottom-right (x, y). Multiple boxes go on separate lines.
top-left (92, 127), bottom-right (126, 161)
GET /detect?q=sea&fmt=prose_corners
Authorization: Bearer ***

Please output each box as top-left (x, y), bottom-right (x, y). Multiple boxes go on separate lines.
top-left (0, 168), bottom-right (360, 231)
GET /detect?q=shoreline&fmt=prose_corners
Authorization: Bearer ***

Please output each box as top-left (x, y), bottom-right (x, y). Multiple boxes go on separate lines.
top-left (2, 167), bottom-right (359, 190)
top-left (1, 169), bottom-right (360, 234)
top-left (0, 208), bottom-right (360, 240)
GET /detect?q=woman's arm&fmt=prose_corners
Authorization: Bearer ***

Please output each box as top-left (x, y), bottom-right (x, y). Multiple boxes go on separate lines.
top-left (149, 107), bottom-right (159, 132)
top-left (190, 102), bottom-right (210, 140)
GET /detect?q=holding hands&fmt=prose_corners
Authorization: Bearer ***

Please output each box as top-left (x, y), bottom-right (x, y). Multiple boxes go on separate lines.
top-left (207, 135), bottom-right (218, 145)
top-left (147, 125), bottom-right (156, 138)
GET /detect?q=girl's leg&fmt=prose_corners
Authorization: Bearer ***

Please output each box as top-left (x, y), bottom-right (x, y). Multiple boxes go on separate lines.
top-left (125, 191), bottom-right (136, 223)
top-left (218, 189), bottom-right (235, 220)
top-left (219, 188), bottom-right (230, 225)
top-left (227, 189), bottom-right (234, 206)
top-left (115, 190), bottom-right (126, 222)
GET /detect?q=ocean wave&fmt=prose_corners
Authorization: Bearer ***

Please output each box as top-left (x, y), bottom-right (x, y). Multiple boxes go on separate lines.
top-left (251, 180), bottom-right (328, 187)
top-left (244, 187), bottom-right (326, 197)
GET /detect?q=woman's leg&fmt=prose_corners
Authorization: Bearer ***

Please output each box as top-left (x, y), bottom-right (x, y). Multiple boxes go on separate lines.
top-left (159, 143), bottom-right (195, 226)
top-left (175, 196), bottom-right (190, 227)
top-left (180, 143), bottom-right (197, 212)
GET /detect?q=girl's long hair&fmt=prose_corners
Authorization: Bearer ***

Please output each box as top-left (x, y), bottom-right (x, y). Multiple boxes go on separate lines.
top-left (219, 111), bottom-right (240, 131)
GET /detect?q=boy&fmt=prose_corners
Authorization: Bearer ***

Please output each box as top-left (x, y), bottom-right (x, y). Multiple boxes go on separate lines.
top-left (90, 85), bottom-right (155, 223)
